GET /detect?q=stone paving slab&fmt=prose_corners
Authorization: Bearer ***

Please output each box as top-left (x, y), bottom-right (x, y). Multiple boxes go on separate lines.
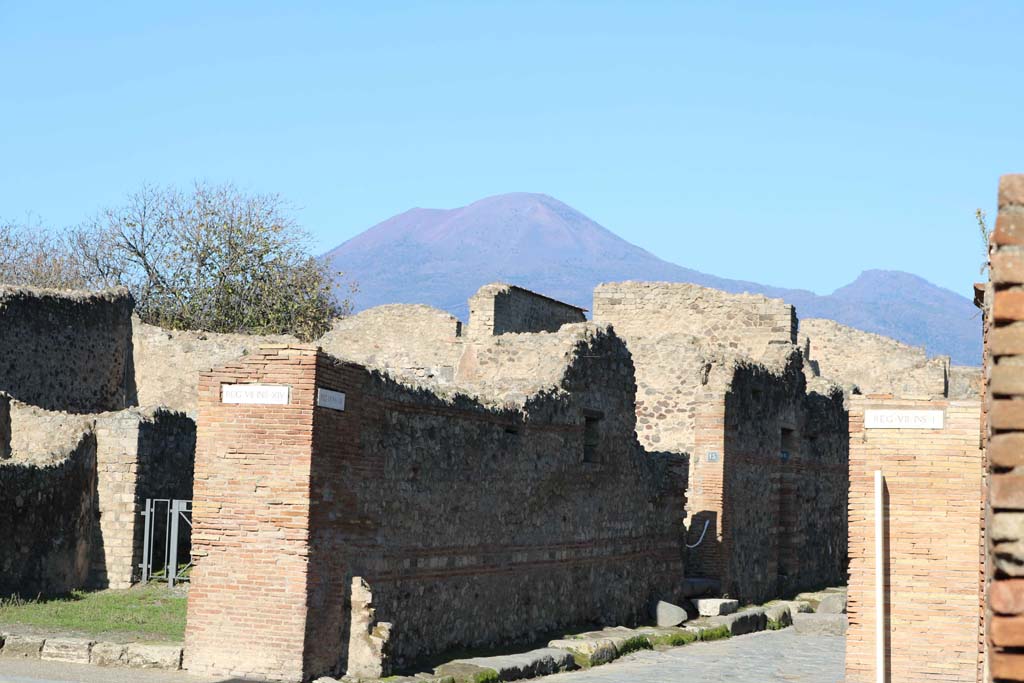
top-left (543, 629), bottom-right (845, 683)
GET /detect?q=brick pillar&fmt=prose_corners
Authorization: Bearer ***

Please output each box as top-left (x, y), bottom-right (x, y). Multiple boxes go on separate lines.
top-left (91, 412), bottom-right (144, 588)
top-left (846, 396), bottom-right (984, 683)
top-left (183, 345), bottom-right (319, 682)
top-left (687, 392), bottom-right (726, 583)
top-left (987, 174), bottom-right (1024, 681)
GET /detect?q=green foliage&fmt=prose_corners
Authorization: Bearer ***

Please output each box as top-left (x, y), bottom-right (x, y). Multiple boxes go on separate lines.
top-left (978, 208), bottom-right (992, 274)
top-left (616, 635), bottom-right (653, 656)
top-left (471, 669), bottom-right (499, 683)
top-left (766, 618), bottom-right (785, 631)
top-left (0, 585), bottom-right (186, 640)
top-left (649, 631), bottom-right (698, 647)
top-left (697, 625), bottom-right (732, 642)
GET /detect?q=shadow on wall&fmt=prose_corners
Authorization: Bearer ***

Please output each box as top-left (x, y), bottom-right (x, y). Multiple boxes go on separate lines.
top-left (0, 432), bottom-right (99, 597)
top-left (683, 509), bottom-right (722, 581)
top-left (85, 410), bottom-right (196, 591)
top-left (717, 370), bottom-right (849, 603)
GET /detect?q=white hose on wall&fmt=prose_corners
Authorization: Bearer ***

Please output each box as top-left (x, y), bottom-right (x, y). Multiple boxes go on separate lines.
top-left (685, 518), bottom-right (711, 549)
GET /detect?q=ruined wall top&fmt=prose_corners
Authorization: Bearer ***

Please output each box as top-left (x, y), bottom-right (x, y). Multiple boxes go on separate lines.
top-left (131, 318), bottom-right (295, 415)
top-left (319, 304), bottom-right (463, 384)
top-left (593, 281), bottom-right (797, 360)
top-left (800, 317), bottom-right (952, 397)
top-left (467, 282), bottom-right (586, 337)
top-left (0, 285), bottom-right (134, 413)
top-left (454, 321), bottom-right (620, 406)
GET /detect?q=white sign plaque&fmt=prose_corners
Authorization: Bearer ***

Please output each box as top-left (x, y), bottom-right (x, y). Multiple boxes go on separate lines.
top-left (222, 384), bottom-right (290, 405)
top-left (864, 409), bottom-right (944, 430)
top-left (317, 388), bottom-right (346, 412)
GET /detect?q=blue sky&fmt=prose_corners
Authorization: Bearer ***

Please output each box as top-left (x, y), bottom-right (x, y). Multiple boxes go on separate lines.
top-left (1, 2), bottom-right (1019, 297)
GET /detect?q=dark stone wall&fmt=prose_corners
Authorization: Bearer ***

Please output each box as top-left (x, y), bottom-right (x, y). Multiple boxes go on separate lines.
top-left (718, 353), bottom-right (848, 603)
top-left (0, 286), bottom-right (134, 413)
top-left (306, 327), bottom-right (687, 674)
top-left (0, 431), bottom-right (97, 596)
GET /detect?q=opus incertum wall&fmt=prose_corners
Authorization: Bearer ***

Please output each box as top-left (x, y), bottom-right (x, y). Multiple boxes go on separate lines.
top-left (184, 342), bottom-right (686, 681)
top-left (846, 396), bottom-right (984, 683)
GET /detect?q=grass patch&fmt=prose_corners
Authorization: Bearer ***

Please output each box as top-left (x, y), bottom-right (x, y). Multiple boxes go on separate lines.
top-left (649, 631), bottom-right (698, 648)
top-left (697, 625), bottom-right (731, 642)
top-left (616, 635), bottom-right (652, 656)
top-left (0, 584), bottom-right (186, 641)
top-left (767, 618), bottom-right (786, 631)
top-left (472, 670), bottom-right (499, 683)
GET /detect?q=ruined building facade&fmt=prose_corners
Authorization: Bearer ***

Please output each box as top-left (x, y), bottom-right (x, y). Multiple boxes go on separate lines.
top-left (0, 271), bottom-right (982, 680)
top-left (593, 282), bottom-right (849, 603)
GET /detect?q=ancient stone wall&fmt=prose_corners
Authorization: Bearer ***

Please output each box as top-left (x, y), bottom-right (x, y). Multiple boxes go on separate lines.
top-left (689, 350), bottom-right (848, 603)
top-left (593, 281), bottom-right (848, 603)
top-left (801, 317), bottom-right (954, 397)
top-left (985, 174), bottom-right (1024, 680)
top-left (593, 281), bottom-right (797, 360)
top-left (467, 283), bottom-right (586, 337)
top-left (131, 318), bottom-right (294, 414)
top-left (0, 429), bottom-right (97, 596)
top-left (91, 409), bottom-right (195, 589)
top-left (846, 396), bottom-right (983, 683)
top-left (0, 286), bottom-right (133, 413)
top-left (950, 364), bottom-right (984, 400)
top-left (186, 338), bottom-right (687, 681)
top-left (319, 304), bottom-right (463, 385)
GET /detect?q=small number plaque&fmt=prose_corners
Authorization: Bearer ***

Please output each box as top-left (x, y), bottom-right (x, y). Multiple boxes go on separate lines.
top-left (317, 388), bottom-right (346, 411)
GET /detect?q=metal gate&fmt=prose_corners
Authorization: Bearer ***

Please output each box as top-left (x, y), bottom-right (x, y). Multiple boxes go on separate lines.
top-left (140, 498), bottom-right (193, 586)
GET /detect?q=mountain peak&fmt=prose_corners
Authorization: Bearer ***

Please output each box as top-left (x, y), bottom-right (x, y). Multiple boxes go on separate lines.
top-left (324, 194), bottom-right (981, 365)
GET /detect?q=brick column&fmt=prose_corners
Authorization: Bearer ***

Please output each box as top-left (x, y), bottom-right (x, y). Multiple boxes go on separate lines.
top-left (687, 393), bottom-right (726, 583)
top-left (987, 174), bottom-right (1024, 681)
top-left (183, 345), bottom-right (319, 682)
top-left (846, 396), bottom-right (984, 683)
top-left (91, 412), bottom-right (144, 588)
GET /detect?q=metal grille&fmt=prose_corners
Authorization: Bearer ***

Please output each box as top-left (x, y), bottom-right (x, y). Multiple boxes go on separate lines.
top-left (140, 498), bottom-right (193, 586)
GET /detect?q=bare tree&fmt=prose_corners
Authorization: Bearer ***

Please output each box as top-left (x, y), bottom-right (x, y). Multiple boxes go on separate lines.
top-left (1, 183), bottom-right (354, 339)
top-left (69, 182), bottom-right (355, 339)
top-left (0, 219), bottom-right (87, 289)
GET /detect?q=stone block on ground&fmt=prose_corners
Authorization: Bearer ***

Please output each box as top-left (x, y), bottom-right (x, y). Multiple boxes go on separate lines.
top-left (654, 600), bottom-right (688, 627)
top-left (792, 612), bottom-right (848, 636)
top-left (0, 634), bottom-right (44, 658)
top-left (816, 590), bottom-right (847, 614)
top-left (693, 598), bottom-right (739, 617)
top-left (547, 637), bottom-right (618, 667)
top-left (436, 648), bottom-right (575, 681)
top-left (90, 642), bottom-right (127, 666)
top-left (765, 603), bottom-right (793, 628)
top-left (124, 643), bottom-right (183, 669)
top-left (41, 637), bottom-right (94, 664)
top-left (784, 599), bottom-right (814, 614)
top-left (709, 607), bottom-right (767, 636)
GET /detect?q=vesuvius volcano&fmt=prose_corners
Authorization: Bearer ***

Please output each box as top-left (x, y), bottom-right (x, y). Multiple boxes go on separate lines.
top-left (324, 192), bottom-right (980, 365)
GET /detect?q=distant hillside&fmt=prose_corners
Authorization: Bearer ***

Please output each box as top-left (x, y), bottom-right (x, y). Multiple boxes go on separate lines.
top-left (324, 193), bottom-right (981, 365)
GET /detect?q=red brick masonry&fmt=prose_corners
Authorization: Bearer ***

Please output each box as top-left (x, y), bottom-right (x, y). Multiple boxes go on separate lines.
top-left (847, 396), bottom-right (984, 683)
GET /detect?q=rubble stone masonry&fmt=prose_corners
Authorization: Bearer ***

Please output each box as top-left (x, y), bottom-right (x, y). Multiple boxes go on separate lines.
top-left (801, 317), bottom-right (953, 397)
top-left (594, 281), bottom-right (847, 603)
top-left (846, 396), bottom-right (984, 683)
top-left (0, 286), bottom-right (133, 413)
top-left (468, 283), bottom-right (587, 337)
top-left (185, 332), bottom-right (687, 681)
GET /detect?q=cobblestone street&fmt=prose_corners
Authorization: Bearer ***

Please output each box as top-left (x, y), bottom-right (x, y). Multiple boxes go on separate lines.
top-left (545, 630), bottom-right (845, 683)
